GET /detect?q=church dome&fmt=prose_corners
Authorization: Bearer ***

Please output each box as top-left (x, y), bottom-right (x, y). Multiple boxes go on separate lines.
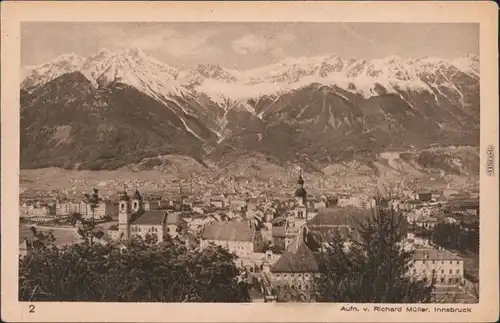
top-left (119, 190), bottom-right (130, 201)
top-left (295, 187), bottom-right (307, 198)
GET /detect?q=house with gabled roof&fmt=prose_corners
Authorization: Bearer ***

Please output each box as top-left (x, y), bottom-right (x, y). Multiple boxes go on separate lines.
top-left (201, 220), bottom-right (265, 264)
top-left (269, 229), bottom-right (321, 294)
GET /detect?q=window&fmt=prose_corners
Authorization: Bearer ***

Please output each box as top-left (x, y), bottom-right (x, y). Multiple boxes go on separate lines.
top-left (441, 261), bottom-right (444, 264)
top-left (121, 204), bottom-right (124, 210)
top-left (449, 269), bottom-right (452, 274)
top-left (448, 278), bottom-right (452, 283)
top-left (449, 261), bottom-right (452, 264)
top-left (441, 270), bottom-right (444, 274)
top-left (456, 261), bottom-right (460, 264)
top-left (456, 269), bottom-right (460, 274)
top-left (440, 278), bottom-right (444, 283)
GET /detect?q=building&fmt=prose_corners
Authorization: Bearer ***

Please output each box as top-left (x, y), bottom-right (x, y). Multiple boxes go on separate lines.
top-left (81, 200), bottom-right (119, 219)
top-left (417, 191), bottom-right (433, 202)
top-left (268, 231), bottom-right (320, 297)
top-left (304, 206), bottom-right (369, 248)
top-left (229, 199), bottom-right (248, 212)
top-left (414, 217), bottom-right (438, 230)
top-left (143, 199), bottom-right (170, 211)
top-left (116, 188), bottom-right (186, 243)
top-left (210, 199), bottom-right (224, 208)
top-left (201, 220), bottom-right (264, 264)
top-left (410, 249), bottom-right (464, 285)
top-left (164, 212), bottom-right (188, 238)
top-left (128, 210), bottom-right (169, 243)
top-left (414, 206), bottom-right (433, 218)
top-left (55, 200), bottom-right (85, 216)
top-left (449, 199), bottom-right (479, 217)
top-left (20, 204), bottom-right (52, 217)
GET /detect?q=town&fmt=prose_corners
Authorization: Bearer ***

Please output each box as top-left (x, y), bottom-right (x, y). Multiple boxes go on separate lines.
top-left (19, 171), bottom-right (479, 303)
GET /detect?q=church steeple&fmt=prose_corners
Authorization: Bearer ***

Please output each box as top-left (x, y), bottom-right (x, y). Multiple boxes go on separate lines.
top-left (119, 185), bottom-right (130, 201)
top-left (294, 169), bottom-right (307, 200)
top-left (131, 186), bottom-right (143, 213)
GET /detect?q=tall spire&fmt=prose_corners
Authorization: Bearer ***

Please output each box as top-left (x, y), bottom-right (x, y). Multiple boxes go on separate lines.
top-left (297, 168), bottom-right (304, 186)
top-left (133, 186), bottom-right (142, 200)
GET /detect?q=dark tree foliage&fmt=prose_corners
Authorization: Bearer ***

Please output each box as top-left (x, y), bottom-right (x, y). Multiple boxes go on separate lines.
top-left (78, 189), bottom-right (105, 246)
top-left (19, 230), bottom-right (250, 302)
top-left (69, 212), bottom-right (83, 226)
top-left (431, 221), bottom-right (479, 253)
top-left (314, 201), bottom-right (434, 303)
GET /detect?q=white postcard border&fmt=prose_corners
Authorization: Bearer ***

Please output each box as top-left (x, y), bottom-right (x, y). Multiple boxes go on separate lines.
top-left (1, 1), bottom-right (498, 322)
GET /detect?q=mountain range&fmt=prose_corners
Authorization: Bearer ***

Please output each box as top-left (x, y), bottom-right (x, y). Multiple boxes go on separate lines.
top-left (21, 47), bottom-right (480, 175)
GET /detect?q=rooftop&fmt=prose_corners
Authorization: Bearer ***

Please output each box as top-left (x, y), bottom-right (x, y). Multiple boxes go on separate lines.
top-left (131, 210), bottom-right (166, 225)
top-left (307, 206), bottom-right (369, 227)
top-left (270, 242), bottom-right (320, 273)
top-left (413, 249), bottom-right (462, 261)
top-left (166, 212), bottom-right (187, 225)
top-left (202, 221), bottom-right (255, 242)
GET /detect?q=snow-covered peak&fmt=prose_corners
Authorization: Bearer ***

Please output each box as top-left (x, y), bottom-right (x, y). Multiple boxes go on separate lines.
top-left (452, 54), bottom-right (479, 78)
top-left (21, 49), bottom-right (479, 103)
top-left (21, 53), bottom-right (86, 91)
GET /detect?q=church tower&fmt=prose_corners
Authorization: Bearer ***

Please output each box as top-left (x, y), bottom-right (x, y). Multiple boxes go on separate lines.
top-left (131, 188), bottom-right (143, 213)
top-left (293, 170), bottom-right (308, 223)
top-left (118, 188), bottom-right (131, 241)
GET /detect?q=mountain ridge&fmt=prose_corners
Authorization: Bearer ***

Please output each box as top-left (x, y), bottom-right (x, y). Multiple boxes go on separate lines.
top-left (20, 48), bottom-right (480, 174)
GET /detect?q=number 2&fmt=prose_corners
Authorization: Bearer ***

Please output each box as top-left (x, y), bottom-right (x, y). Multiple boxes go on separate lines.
top-left (29, 305), bottom-right (35, 313)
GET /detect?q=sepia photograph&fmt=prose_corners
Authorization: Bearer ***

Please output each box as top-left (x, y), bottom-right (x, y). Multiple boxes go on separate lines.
top-left (2, 1), bottom-right (498, 322)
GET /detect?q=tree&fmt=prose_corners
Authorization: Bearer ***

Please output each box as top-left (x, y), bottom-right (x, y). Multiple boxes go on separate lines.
top-left (431, 220), bottom-right (479, 253)
top-left (77, 217), bottom-right (105, 246)
top-left (84, 188), bottom-right (102, 220)
top-left (28, 226), bottom-right (56, 250)
top-left (431, 222), bottom-right (461, 250)
top-left (19, 235), bottom-right (250, 302)
top-left (69, 212), bottom-right (82, 226)
top-left (144, 232), bottom-right (159, 246)
top-left (79, 189), bottom-right (105, 246)
top-left (314, 200), bottom-right (434, 303)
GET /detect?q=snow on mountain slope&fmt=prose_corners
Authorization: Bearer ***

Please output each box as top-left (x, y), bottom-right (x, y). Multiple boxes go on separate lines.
top-left (182, 54), bottom-right (479, 103)
top-left (22, 48), bottom-right (479, 106)
top-left (23, 47), bottom-right (185, 99)
top-left (21, 53), bottom-right (86, 92)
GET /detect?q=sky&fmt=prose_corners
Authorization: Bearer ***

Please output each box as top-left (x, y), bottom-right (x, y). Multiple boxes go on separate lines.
top-left (21, 22), bottom-right (479, 70)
